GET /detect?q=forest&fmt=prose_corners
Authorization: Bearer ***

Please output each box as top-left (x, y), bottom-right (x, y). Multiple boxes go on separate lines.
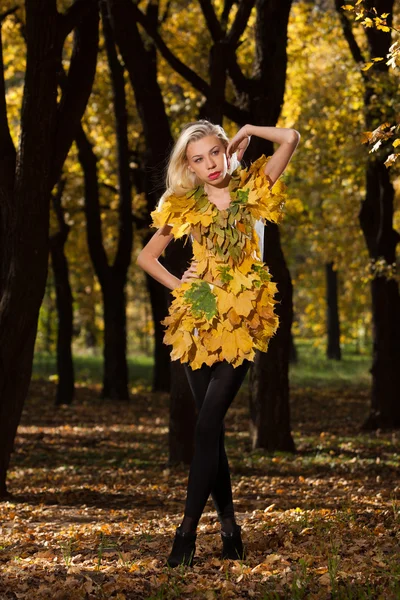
top-left (0, 0), bottom-right (399, 598)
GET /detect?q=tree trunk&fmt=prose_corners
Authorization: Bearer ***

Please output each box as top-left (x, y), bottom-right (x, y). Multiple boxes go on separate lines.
top-left (49, 181), bottom-right (75, 405)
top-left (335, 0), bottom-right (400, 429)
top-left (326, 261), bottom-right (341, 360)
top-left (102, 284), bottom-right (129, 400)
top-left (50, 231), bottom-right (75, 405)
top-left (360, 160), bottom-right (400, 428)
top-left (0, 2), bottom-right (61, 498)
top-left (76, 125), bottom-right (130, 401)
top-left (0, 0), bottom-right (98, 496)
top-left (249, 221), bottom-right (295, 451)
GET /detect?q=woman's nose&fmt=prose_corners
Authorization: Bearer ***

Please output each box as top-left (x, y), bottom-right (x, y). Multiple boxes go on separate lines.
top-left (206, 158), bottom-right (216, 169)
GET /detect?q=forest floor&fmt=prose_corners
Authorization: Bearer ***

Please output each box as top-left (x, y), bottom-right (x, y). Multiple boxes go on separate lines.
top-left (1, 351), bottom-right (400, 599)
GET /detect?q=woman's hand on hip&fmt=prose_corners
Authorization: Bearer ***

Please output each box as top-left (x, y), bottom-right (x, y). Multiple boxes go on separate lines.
top-left (181, 261), bottom-right (199, 284)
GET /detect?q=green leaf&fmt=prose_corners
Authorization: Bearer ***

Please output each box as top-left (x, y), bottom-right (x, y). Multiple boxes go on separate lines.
top-left (194, 186), bottom-right (204, 200)
top-left (196, 195), bottom-right (209, 209)
top-left (217, 265), bottom-right (233, 283)
top-left (237, 189), bottom-right (249, 204)
top-left (183, 281), bottom-right (217, 320)
top-left (230, 204), bottom-right (240, 217)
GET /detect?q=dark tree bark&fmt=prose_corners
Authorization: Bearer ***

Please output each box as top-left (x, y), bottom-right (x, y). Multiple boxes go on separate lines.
top-left (0, 0), bottom-right (99, 497)
top-left (335, 0), bottom-right (400, 428)
top-left (249, 197), bottom-right (295, 451)
top-left (325, 261), bottom-right (341, 360)
top-left (49, 180), bottom-right (75, 405)
top-left (107, 0), bottom-right (196, 462)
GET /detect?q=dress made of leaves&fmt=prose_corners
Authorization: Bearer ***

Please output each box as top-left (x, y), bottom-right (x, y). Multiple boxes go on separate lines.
top-left (150, 155), bottom-right (287, 370)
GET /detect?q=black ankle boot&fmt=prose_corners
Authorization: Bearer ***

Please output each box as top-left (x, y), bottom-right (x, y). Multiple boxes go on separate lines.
top-left (167, 526), bottom-right (197, 568)
top-left (221, 524), bottom-right (246, 560)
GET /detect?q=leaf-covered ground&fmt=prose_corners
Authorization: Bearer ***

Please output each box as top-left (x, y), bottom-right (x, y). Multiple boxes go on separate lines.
top-left (1, 375), bottom-right (400, 599)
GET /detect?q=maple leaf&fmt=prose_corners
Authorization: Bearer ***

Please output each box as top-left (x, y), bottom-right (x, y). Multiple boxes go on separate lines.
top-left (183, 281), bottom-right (217, 320)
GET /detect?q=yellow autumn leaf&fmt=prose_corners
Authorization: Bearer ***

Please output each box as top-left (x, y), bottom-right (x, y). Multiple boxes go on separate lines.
top-left (230, 269), bottom-right (253, 295)
top-left (221, 330), bottom-right (238, 362)
top-left (234, 327), bottom-right (253, 353)
top-left (169, 330), bottom-right (193, 361)
top-left (231, 290), bottom-right (254, 317)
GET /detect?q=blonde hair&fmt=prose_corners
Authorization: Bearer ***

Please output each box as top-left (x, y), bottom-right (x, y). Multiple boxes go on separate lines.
top-left (157, 120), bottom-right (240, 210)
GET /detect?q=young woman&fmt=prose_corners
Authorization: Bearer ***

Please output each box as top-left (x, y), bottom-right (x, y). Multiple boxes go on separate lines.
top-left (136, 121), bottom-right (300, 567)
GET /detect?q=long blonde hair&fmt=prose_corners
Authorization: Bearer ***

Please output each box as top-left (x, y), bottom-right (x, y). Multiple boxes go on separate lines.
top-left (157, 120), bottom-right (240, 210)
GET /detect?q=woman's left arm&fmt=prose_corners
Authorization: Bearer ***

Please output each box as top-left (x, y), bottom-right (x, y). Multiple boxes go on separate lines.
top-left (227, 125), bottom-right (300, 186)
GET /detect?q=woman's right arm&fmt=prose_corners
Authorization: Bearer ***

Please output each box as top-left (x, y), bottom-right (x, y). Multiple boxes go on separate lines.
top-left (136, 224), bottom-right (197, 291)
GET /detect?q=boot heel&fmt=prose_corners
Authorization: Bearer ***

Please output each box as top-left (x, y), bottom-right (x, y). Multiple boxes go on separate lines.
top-left (167, 526), bottom-right (197, 568)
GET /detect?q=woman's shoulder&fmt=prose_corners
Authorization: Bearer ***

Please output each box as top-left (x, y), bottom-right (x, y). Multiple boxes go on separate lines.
top-left (149, 189), bottom-right (198, 238)
top-left (233, 154), bottom-right (288, 224)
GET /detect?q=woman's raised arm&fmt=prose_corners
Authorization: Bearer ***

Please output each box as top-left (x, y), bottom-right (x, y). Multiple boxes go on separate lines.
top-left (227, 125), bottom-right (300, 186)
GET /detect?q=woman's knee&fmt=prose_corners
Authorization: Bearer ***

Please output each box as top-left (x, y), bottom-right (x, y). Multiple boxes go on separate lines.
top-left (194, 417), bottom-right (221, 446)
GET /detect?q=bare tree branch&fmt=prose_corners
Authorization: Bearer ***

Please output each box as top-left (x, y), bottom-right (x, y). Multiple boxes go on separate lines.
top-left (226, 0), bottom-right (256, 46)
top-left (53, 0), bottom-right (99, 186)
top-left (62, 0), bottom-right (97, 40)
top-left (0, 7), bottom-right (19, 23)
top-left (221, 0), bottom-right (235, 31)
top-left (160, 0), bottom-right (173, 25)
top-left (198, 0), bottom-right (223, 41)
top-left (334, 0), bottom-right (367, 79)
top-left (133, 3), bottom-right (251, 123)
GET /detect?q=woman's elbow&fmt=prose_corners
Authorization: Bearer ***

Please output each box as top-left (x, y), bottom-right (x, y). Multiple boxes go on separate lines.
top-left (136, 251), bottom-right (147, 268)
top-left (290, 129), bottom-right (301, 144)
top-left (136, 250), bottom-right (156, 270)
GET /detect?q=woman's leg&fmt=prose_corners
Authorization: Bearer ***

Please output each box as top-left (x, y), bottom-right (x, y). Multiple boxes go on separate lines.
top-left (183, 362), bottom-right (237, 532)
top-left (180, 359), bottom-right (250, 533)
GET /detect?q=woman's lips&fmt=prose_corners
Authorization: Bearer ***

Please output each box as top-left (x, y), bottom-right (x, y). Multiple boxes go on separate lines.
top-left (208, 171), bottom-right (221, 180)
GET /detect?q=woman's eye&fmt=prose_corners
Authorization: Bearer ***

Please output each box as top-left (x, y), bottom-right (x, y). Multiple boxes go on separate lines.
top-left (212, 150), bottom-right (219, 155)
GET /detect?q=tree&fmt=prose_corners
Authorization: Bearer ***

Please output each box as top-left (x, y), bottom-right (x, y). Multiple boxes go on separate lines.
top-left (326, 262), bottom-right (342, 360)
top-left (73, 3), bottom-right (134, 400)
top-left (335, 0), bottom-right (400, 428)
top-left (49, 180), bottom-right (75, 405)
top-left (0, 0), bottom-right (99, 496)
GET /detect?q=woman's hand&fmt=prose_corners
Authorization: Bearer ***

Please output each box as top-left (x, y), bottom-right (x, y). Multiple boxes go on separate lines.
top-left (180, 261), bottom-right (199, 284)
top-left (226, 125), bottom-right (251, 162)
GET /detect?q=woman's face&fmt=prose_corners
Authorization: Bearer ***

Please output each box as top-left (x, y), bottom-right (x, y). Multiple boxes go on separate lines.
top-left (186, 135), bottom-right (229, 186)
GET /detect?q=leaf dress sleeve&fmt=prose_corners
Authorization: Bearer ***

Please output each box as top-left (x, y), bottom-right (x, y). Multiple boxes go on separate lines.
top-left (240, 154), bottom-right (287, 225)
top-left (149, 193), bottom-right (193, 240)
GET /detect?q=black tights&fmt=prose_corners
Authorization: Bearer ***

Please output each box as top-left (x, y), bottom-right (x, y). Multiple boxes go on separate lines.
top-left (180, 359), bottom-right (251, 534)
